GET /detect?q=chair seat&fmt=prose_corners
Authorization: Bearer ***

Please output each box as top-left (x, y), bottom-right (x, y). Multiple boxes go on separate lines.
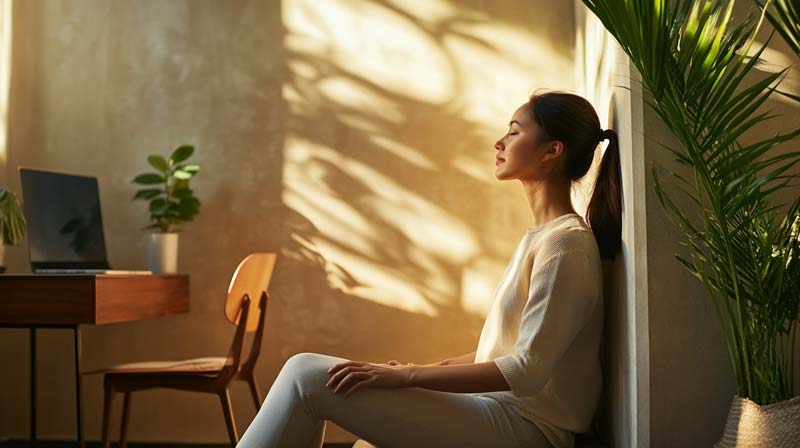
top-left (88, 357), bottom-right (230, 375)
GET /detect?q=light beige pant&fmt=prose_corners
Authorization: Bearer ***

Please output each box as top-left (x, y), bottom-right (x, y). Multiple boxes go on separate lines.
top-left (237, 353), bottom-right (553, 448)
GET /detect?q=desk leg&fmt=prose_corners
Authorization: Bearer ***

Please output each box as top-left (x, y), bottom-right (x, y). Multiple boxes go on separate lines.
top-left (73, 326), bottom-right (85, 448)
top-left (30, 328), bottom-right (37, 448)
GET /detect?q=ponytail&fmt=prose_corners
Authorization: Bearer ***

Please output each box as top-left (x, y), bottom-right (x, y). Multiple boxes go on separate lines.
top-left (586, 129), bottom-right (623, 260)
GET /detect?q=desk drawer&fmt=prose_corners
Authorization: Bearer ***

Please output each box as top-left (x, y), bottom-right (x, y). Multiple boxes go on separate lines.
top-left (0, 277), bottom-right (95, 324)
top-left (94, 275), bottom-right (189, 324)
top-left (0, 274), bottom-right (190, 325)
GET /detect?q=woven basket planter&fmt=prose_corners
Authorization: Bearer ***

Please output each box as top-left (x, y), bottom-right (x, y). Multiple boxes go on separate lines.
top-left (715, 394), bottom-right (800, 447)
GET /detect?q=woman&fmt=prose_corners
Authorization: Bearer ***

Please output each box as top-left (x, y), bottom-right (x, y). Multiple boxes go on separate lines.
top-left (238, 91), bottom-right (622, 448)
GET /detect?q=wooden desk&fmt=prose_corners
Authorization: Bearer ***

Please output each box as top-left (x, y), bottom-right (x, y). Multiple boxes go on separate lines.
top-left (0, 274), bottom-right (190, 448)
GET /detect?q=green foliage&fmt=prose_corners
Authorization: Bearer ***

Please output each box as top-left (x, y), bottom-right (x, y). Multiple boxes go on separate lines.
top-left (582, 0), bottom-right (800, 404)
top-left (0, 188), bottom-right (26, 246)
top-left (131, 144), bottom-right (201, 233)
top-left (757, 0), bottom-right (800, 57)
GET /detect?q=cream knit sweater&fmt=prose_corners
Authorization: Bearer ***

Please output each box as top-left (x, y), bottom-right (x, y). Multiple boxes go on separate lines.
top-left (473, 213), bottom-right (603, 448)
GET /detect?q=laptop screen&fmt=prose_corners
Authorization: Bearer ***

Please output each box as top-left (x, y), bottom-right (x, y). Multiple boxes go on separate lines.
top-left (19, 168), bottom-right (110, 270)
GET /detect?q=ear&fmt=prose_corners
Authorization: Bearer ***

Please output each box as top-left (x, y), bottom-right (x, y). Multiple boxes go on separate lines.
top-left (542, 140), bottom-right (565, 162)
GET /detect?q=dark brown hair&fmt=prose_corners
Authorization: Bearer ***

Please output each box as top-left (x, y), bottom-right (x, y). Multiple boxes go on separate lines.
top-left (528, 91), bottom-right (622, 259)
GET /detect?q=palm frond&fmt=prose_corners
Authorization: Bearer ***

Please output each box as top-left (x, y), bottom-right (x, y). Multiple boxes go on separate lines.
top-left (756, 0), bottom-right (800, 57)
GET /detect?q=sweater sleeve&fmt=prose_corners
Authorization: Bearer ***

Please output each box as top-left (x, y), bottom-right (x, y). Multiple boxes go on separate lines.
top-left (493, 238), bottom-right (599, 397)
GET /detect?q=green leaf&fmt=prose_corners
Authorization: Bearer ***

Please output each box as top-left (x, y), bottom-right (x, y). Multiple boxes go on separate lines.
top-left (132, 189), bottom-right (162, 201)
top-left (149, 198), bottom-right (167, 214)
top-left (756, 0), bottom-right (800, 58)
top-left (173, 189), bottom-right (194, 199)
top-left (147, 155), bottom-right (169, 172)
top-left (173, 170), bottom-right (192, 180)
top-left (178, 200), bottom-right (200, 216)
top-left (132, 173), bottom-right (164, 185)
top-left (170, 145), bottom-right (194, 164)
top-left (173, 179), bottom-right (190, 191)
top-left (180, 196), bottom-right (200, 205)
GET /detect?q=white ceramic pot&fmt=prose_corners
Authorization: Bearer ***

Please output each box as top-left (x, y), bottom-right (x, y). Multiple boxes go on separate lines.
top-left (147, 232), bottom-right (179, 273)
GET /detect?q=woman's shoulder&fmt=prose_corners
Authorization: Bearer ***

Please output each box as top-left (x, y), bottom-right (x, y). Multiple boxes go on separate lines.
top-left (534, 217), bottom-right (597, 259)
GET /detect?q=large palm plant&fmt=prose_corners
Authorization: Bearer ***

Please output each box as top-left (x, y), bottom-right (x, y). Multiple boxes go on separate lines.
top-left (581, 0), bottom-right (800, 405)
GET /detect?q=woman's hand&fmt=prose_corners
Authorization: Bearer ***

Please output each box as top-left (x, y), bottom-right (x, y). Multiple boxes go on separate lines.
top-left (386, 359), bottom-right (414, 367)
top-left (326, 361), bottom-right (412, 397)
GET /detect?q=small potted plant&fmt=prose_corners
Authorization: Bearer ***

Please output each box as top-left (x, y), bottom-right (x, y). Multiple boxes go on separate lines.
top-left (0, 187), bottom-right (27, 273)
top-left (132, 144), bottom-right (201, 273)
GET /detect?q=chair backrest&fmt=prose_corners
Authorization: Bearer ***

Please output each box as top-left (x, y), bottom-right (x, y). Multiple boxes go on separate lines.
top-left (224, 253), bottom-right (277, 332)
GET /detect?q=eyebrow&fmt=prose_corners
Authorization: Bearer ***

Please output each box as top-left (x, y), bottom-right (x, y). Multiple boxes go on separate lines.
top-left (508, 120), bottom-right (521, 127)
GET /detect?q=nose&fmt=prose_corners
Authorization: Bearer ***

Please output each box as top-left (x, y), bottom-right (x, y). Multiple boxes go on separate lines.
top-left (495, 138), bottom-right (504, 151)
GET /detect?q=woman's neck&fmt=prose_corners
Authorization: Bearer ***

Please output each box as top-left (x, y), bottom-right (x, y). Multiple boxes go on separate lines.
top-left (521, 178), bottom-right (576, 228)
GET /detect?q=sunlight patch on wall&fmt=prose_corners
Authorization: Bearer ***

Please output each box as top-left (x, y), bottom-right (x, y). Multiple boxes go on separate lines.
top-left (283, 0), bottom-right (454, 103)
top-left (367, 135), bottom-right (437, 171)
top-left (283, 136), bottom-right (480, 316)
top-left (318, 77), bottom-right (405, 124)
top-left (0, 0), bottom-right (11, 168)
top-left (382, 0), bottom-right (455, 24)
top-left (444, 23), bottom-right (574, 130)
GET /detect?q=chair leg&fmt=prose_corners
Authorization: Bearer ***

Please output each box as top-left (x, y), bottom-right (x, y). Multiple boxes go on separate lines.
top-left (119, 392), bottom-right (132, 448)
top-left (101, 381), bottom-right (115, 448)
top-left (220, 388), bottom-right (238, 446)
top-left (247, 376), bottom-right (263, 411)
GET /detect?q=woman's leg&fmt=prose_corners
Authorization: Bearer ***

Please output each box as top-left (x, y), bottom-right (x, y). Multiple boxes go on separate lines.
top-left (237, 353), bottom-right (551, 448)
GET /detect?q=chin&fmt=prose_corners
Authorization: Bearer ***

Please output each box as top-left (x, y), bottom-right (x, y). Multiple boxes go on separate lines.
top-left (494, 171), bottom-right (512, 181)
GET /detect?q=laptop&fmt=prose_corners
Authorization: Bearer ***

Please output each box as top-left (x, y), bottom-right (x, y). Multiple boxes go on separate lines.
top-left (19, 167), bottom-right (152, 275)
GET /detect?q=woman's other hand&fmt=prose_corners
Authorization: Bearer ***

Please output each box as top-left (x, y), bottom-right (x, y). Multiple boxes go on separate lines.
top-left (325, 361), bottom-right (411, 397)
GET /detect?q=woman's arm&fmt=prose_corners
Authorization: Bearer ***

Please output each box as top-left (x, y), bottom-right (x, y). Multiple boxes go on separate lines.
top-left (427, 350), bottom-right (476, 366)
top-left (408, 361), bottom-right (509, 393)
top-left (326, 359), bottom-right (510, 396)
top-left (387, 350), bottom-right (475, 367)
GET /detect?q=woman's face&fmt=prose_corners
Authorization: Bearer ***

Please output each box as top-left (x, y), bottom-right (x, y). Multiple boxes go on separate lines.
top-left (494, 103), bottom-right (560, 181)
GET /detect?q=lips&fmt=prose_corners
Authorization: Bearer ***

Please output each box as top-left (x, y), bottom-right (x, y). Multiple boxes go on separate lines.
top-left (496, 157), bottom-right (505, 165)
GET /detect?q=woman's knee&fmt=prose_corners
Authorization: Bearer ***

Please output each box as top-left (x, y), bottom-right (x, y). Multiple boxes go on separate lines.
top-left (282, 352), bottom-right (340, 392)
top-left (285, 352), bottom-right (337, 371)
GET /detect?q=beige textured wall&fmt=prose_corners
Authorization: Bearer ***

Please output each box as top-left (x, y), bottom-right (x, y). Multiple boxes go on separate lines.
top-left (0, 0), bottom-right (578, 443)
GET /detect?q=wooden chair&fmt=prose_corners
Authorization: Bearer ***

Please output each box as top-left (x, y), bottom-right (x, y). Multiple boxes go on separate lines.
top-left (90, 253), bottom-right (277, 448)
